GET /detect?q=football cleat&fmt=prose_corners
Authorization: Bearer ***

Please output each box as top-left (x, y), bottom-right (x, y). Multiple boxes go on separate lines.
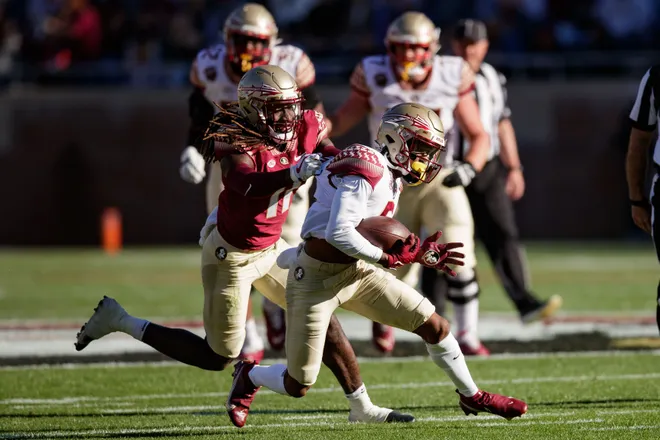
top-left (262, 299), bottom-right (286, 351)
top-left (458, 342), bottom-right (491, 357)
top-left (372, 322), bottom-right (395, 353)
top-left (226, 360), bottom-right (261, 428)
top-left (458, 390), bottom-right (527, 420)
top-left (349, 407), bottom-right (416, 423)
top-left (521, 295), bottom-right (563, 324)
top-left (75, 296), bottom-right (128, 351)
top-left (239, 349), bottom-right (264, 363)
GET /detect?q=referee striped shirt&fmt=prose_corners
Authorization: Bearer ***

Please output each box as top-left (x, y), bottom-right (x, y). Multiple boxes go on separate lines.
top-left (451, 62), bottom-right (511, 163)
top-left (629, 65), bottom-right (660, 167)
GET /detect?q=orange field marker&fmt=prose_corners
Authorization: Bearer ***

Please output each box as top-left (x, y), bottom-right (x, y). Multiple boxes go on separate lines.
top-left (101, 207), bottom-right (122, 255)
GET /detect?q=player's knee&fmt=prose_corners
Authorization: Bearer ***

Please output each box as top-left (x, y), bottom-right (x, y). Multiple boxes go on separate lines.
top-left (414, 313), bottom-right (450, 345)
top-left (446, 268), bottom-right (480, 305)
top-left (284, 372), bottom-right (312, 398)
top-left (206, 336), bottom-right (242, 362)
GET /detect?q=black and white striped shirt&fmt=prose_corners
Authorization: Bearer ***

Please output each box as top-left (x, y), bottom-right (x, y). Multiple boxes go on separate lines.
top-left (629, 65), bottom-right (660, 167)
top-left (450, 62), bottom-right (511, 163)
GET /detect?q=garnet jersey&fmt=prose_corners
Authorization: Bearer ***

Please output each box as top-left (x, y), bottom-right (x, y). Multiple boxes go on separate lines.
top-left (350, 55), bottom-right (474, 165)
top-left (302, 144), bottom-right (403, 263)
top-left (190, 43), bottom-right (316, 109)
top-left (215, 110), bottom-right (330, 250)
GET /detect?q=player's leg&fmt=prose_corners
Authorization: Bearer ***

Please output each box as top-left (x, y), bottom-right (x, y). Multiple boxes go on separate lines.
top-left (421, 265), bottom-right (447, 316)
top-left (342, 264), bottom-right (527, 420)
top-left (466, 161), bottom-right (561, 322)
top-left (423, 174), bottom-right (486, 355)
top-left (232, 242), bottom-right (413, 426)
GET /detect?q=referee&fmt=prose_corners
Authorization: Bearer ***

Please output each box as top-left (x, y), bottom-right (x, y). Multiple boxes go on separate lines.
top-left (422, 19), bottom-right (562, 323)
top-left (626, 65), bottom-right (660, 332)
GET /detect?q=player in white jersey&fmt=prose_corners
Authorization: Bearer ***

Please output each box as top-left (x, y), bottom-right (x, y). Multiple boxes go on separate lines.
top-left (225, 103), bottom-right (528, 427)
top-left (327, 11), bottom-right (491, 355)
top-left (178, 3), bottom-right (321, 362)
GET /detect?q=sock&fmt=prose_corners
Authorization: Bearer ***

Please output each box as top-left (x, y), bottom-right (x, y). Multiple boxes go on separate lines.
top-left (118, 315), bottom-right (150, 341)
top-left (248, 364), bottom-right (289, 395)
top-left (345, 384), bottom-right (374, 414)
top-left (242, 318), bottom-right (265, 353)
top-left (454, 299), bottom-right (480, 348)
top-left (426, 333), bottom-right (479, 397)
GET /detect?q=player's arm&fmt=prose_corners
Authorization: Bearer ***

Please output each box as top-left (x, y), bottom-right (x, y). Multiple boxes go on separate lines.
top-left (496, 72), bottom-right (525, 200)
top-left (325, 175), bottom-right (384, 264)
top-left (454, 62), bottom-right (489, 173)
top-left (327, 62), bottom-right (371, 137)
top-left (296, 52), bottom-right (325, 114)
top-left (626, 67), bottom-right (657, 233)
top-left (312, 110), bottom-right (341, 157)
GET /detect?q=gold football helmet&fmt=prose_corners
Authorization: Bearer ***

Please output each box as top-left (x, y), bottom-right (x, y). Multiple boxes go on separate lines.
top-left (376, 103), bottom-right (446, 186)
top-left (223, 3), bottom-right (280, 73)
top-left (238, 65), bottom-right (303, 146)
top-left (385, 12), bottom-right (440, 81)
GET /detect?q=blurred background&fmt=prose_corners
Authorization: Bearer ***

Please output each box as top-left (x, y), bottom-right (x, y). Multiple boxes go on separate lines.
top-left (0, 0), bottom-right (658, 358)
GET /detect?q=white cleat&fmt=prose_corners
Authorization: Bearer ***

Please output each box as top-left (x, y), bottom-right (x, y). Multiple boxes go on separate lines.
top-left (75, 296), bottom-right (128, 351)
top-left (348, 406), bottom-right (415, 423)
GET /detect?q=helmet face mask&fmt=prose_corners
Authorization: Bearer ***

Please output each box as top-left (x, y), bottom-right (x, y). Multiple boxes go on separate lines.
top-left (376, 103), bottom-right (447, 186)
top-left (224, 3), bottom-right (280, 74)
top-left (238, 65), bottom-right (304, 148)
top-left (385, 12), bottom-right (440, 82)
top-left (227, 33), bottom-right (271, 73)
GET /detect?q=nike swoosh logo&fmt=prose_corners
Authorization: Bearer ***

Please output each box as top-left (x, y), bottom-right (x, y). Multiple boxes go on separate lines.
top-left (293, 154), bottom-right (302, 162)
top-left (453, 355), bottom-right (460, 360)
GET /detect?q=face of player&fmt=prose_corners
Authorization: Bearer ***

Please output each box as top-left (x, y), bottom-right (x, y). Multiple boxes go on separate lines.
top-left (389, 43), bottom-right (432, 82)
top-left (263, 100), bottom-right (303, 143)
top-left (451, 39), bottom-right (489, 72)
top-left (230, 33), bottom-right (271, 73)
top-left (401, 135), bottom-right (444, 186)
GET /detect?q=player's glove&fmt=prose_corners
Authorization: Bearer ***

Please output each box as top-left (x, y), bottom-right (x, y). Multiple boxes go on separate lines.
top-left (442, 162), bottom-right (476, 188)
top-left (381, 233), bottom-right (420, 269)
top-left (290, 153), bottom-right (324, 183)
top-left (180, 146), bottom-right (206, 184)
top-left (415, 231), bottom-right (465, 276)
top-left (198, 206), bottom-right (218, 246)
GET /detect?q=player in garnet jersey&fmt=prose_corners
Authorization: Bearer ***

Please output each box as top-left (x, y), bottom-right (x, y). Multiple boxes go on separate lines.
top-left (179, 3), bottom-right (323, 362)
top-left (227, 103), bottom-right (527, 425)
top-left (75, 65), bottom-right (413, 427)
top-left (326, 11), bottom-right (492, 356)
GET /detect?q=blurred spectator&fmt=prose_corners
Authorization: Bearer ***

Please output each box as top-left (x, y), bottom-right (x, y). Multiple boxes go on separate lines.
top-left (0, 0), bottom-right (21, 83)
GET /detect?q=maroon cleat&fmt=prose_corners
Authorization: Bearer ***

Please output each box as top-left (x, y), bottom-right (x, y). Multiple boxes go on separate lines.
top-left (239, 349), bottom-right (264, 363)
top-left (226, 361), bottom-right (261, 428)
top-left (372, 322), bottom-right (395, 353)
top-left (458, 390), bottom-right (528, 420)
top-left (458, 342), bottom-right (491, 357)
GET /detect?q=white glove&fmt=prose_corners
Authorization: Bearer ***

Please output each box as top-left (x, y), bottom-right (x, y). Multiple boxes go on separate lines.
top-left (442, 162), bottom-right (477, 188)
top-left (276, 245), bottom-right (300, 269)
top-left (199, 206), bottom-right (218, 246)
top-left (180, 146), bottom-right (206, 184)
top-left (290, 153), bottom-right (323, 183)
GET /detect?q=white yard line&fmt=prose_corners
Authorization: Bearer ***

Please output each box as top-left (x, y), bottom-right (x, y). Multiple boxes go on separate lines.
top-left (3, 371), bottom-right (660, 407)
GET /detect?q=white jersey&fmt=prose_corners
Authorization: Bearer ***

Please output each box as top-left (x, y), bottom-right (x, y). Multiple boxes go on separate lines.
top-left (191, 43), bottom-right (313, 112)
top-left (302, 144), bottom-right (402, 263)
top-left (351, 54), bottom-right (473, 164)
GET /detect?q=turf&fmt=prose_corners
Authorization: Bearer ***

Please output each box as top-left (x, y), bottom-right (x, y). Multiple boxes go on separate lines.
top-left (0, 242), bottom-right (657, 322)
top-left (1, 352), bottom-right (659, 439)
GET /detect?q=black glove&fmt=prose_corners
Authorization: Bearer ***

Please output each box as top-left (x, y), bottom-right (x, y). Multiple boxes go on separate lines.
top-left (442, 162), bottom-right (477, 188)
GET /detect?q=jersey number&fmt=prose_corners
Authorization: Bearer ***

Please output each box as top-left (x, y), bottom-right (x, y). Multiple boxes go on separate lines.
top-left (266, 188), bottom-right (295, 219)
top-left (380, 201), bottom-right (395, 218)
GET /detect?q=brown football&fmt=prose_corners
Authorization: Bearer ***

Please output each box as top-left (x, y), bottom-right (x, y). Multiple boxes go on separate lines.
top-left (356, 216), bottom-right (411, 252)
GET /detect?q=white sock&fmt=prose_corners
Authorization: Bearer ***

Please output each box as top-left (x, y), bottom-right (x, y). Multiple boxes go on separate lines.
top-left (345, 384), bottom-right (374, 414)
top-left (118, 315), bottom-right (149, 341)
top-left (248, 364), bottom-right (289, 395)
top-left (455, 298), bottom-right (481, 348)
top-left (242, 318), bottom-right (265, 353)
top-left (426, 333), bottom-right (479, 397)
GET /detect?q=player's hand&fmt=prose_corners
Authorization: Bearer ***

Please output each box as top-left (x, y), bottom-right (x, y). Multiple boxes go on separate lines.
top-left (198, 206), bottom-right (218, 246)
top-left (290, 153), bottom-right (324, 183)
top-left (442, 162), bottom-right (476, 188)
top-left (381, 233), bottom-right (420, 269)
top-left (416, 231), bottom-right (465, 276)
top-left (631, 204), bottom-right (652, 234)
top-left (180, 146), bottom-right (206, 184)
top-left (506, 168), bottom-right (525, 201)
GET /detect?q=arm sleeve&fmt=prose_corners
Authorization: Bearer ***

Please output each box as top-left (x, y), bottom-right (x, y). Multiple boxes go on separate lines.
top-left (222, 156), bottom-right (293, 197)
top-left (187, 87), bottom-right (215, 146)
top-left (325, 175), bottom-right (384, 264)
top-left (629, 67), bottom-right (658, 131)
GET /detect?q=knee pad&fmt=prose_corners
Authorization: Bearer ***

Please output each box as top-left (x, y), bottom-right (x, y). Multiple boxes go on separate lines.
top-left (445, 268), bottom-right (480, 305)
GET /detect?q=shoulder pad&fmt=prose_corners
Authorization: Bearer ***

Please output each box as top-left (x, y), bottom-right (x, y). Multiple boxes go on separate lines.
top-left (326, 144), bottom-right (384, 189)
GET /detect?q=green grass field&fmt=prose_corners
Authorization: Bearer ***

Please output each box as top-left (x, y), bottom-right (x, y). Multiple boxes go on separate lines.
top-left (2, 352), bottom-right (660, 439)
top-left (0, 242), bottom-right (657, 322)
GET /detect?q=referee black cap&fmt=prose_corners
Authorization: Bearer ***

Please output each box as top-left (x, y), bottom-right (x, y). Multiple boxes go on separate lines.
top-left (453, 19), bottom-right (488, 42)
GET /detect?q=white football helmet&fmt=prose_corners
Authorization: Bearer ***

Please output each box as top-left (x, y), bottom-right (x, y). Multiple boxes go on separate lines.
top-left (376, 103), bottom-right (446, 186)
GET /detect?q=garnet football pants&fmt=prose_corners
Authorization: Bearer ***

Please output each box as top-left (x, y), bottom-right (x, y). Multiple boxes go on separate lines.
top-left (285, 247), bottom-right (435, 386)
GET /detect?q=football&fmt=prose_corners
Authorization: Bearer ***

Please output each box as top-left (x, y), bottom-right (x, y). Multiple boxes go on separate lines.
top-left (356, 216), bottom-right (411, 252)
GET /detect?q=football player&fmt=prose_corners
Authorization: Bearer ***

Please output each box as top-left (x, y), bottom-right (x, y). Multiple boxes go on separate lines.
top-left (326, 11), bottom-right (491, 356)
top-left (76, 65), bottom-right (412, 427)
top-left (179, 3), bottom-right (322, 360)
top-left (226, 103), bottom-right (528, 426)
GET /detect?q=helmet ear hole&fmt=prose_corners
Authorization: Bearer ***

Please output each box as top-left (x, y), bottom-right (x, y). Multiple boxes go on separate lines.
top-left (385, 134), bottom-right (396, 144)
